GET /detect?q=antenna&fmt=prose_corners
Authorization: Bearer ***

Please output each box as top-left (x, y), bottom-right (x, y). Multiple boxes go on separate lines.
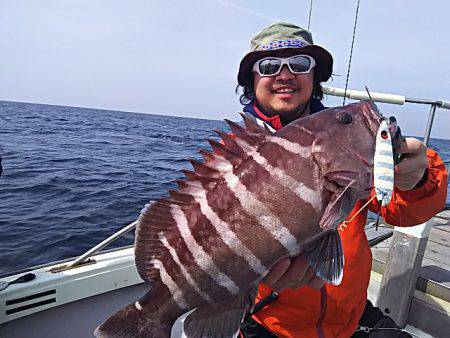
top-left (307, 0), bottom-right (313, 30)
top-left (365, 85), bottom-right (374, 101)
top-left (343, 0), bottom-right (361, 105)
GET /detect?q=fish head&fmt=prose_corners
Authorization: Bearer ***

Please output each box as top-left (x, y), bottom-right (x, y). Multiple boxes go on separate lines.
top-left (308, 100), bottom-right (381, 199)
top-left (281, 100), bottom-right (399, 229)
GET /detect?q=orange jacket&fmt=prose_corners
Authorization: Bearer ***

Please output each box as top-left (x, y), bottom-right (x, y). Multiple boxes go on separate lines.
top-left (252, 148), bottom-right (448, 338)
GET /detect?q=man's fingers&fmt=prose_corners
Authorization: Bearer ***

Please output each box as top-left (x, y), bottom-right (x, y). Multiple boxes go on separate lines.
top-left (262, 259), bottom-right (291, 286)
top-left (395, 155), bottom-right (427, 175)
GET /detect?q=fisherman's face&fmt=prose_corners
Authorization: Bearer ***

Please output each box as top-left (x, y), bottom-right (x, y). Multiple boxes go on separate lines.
top-left (253, 53), bottom-right (314, 120)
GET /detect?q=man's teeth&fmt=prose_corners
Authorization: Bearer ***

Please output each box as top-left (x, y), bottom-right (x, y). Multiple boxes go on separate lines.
top-left (275, 88), bottom-right (296, 93)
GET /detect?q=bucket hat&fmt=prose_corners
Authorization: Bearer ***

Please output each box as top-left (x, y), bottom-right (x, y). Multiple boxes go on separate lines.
top-left (238, 22), bottom-right (333, 86)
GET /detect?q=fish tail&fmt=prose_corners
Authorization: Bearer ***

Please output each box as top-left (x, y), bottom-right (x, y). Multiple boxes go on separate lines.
top-left (95, 281), bottom-right (183, 338)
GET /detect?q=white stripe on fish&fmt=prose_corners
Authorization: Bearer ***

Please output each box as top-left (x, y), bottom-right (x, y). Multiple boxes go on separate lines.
top-left (150, 258), bottom-right (188, 309)
top-left (232, 139), bottom-right (322, 212)
top-left (159, 233), bottom-right (213, 303)
top-left (170, 204), bottom-right (240, 295)
top-left (267, 136), bottom-right (311, 158)
top-left (187, 184), bottom-right (267, 276)
top-left (135, 301), bottom-right (142, 311)
top-left (222, 169), bottom-right (300, 256)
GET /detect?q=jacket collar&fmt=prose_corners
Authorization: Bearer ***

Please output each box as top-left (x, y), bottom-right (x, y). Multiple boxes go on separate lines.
top-left (243, 98), bottom-right (326, 131)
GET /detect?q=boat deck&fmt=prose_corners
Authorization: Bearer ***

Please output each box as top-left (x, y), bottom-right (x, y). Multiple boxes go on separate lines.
top-left (369, 209), bottom-right (450, 292)
top-left (366, 209), bottom-right (450, 337)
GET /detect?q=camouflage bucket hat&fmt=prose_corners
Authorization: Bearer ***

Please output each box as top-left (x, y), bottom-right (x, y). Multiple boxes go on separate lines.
top-left (237, 22), bottom-right (333, 86)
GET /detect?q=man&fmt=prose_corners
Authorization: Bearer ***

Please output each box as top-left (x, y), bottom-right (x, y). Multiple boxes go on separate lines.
top-left (236, 22), bottom-right (448, 337)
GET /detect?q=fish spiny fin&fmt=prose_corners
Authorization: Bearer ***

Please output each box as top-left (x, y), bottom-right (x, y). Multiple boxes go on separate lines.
top-left (239, 113), bottom-right (272, 141)
top-left (182, 290), bottom-right (256, 338)
top-left (176, 179), bottom-right (189, 190)
top-left (169, 190), bottom-right (196, 205)
top-left (134, 116), bottom-right (267, 284)
top-left (181, 169), bottom-right (197, 181)
top-left (188, 159), bottom-right (223, 178)
top-left (240, 113), bottom-right (266, 133)
top-left (181, 170), bottom-right (216, 188)
top-left (225, 119), bottom-right (259, 147)
top-left (304, 231), bottom-right (344, 285)
top-left (213, 131), bottom-right (247, 158)
top-left (206, 140), bottom-right (242, 166)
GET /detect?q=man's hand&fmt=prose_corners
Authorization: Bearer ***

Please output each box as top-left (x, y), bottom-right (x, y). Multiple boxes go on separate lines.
top-left (262, 254), bottom-right (325, 291)
top-left (394, 137), bottom-right (428, 191)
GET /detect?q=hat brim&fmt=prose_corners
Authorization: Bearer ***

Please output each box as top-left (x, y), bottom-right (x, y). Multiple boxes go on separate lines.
top-left (237, 45), bottom-right (333, 86)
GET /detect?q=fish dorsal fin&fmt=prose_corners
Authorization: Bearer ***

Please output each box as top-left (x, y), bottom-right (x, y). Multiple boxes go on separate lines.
top-left (225, 119), bottom-right (259, 147)
top-left (182, 291), bottom-right (255, 338)
top-left (188, 159), bottom-right (223, 178)
top-left (202, 142), bottom-right (242, 167)
top-left (169, 190), bottom-right (196, 205)
top-left (304, 230), bottom-right (344, 285)
top-left (214, 131), bottom-right (247, 158)
top-left (135, 117), bottom-right (269, 283)
top-left (240, 113), bottom-right (273, 138)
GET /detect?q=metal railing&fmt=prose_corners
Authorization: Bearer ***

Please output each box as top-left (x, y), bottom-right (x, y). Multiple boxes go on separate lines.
top-left (67, 220), bottom-right (138, 269)
top-left (322, 85), bottom-right (450, 145)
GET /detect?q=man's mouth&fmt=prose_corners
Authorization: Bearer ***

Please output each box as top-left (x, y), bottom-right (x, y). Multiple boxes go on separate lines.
top-left (272, 86), bottom-right (297, 94)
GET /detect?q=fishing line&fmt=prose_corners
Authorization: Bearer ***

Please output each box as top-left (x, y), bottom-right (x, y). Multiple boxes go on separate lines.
top-left (307, 0), bottom-right (313, 30)
top-left (339, 194), bottom-right (376, 231)
top-left (356, 326), bottom-right (423, 338)
top-left (343, 0), bottom-right (361, 106)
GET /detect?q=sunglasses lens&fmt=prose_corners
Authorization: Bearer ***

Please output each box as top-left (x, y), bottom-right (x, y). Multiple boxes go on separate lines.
top-left (258, 58), bottom-right (282, 75)
top-left (289, 56), bottom-right (312, 73)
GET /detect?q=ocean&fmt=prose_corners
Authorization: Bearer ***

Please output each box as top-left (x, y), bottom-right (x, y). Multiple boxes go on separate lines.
top-left (0, 101), bottom-right (449, 276)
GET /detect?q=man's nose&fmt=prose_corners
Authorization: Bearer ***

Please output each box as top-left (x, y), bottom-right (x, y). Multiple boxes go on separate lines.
top-left (276, 64), bottom-right (295, 80)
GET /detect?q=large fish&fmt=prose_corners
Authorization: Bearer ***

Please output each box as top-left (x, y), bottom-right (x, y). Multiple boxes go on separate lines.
top-left (95, 100), bottom-right (389, 338)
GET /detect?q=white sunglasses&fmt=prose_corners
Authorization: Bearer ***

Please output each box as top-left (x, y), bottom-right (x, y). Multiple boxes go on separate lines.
top-left (252, 55), bottom-right (316, 77)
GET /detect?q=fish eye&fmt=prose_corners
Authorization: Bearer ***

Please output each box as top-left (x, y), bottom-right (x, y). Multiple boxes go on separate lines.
top-left (339, 114), bottom-right (353, 125)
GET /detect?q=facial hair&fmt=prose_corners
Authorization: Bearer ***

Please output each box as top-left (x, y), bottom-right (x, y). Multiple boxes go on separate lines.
top-left (255, 98), bottom-right (311, 126)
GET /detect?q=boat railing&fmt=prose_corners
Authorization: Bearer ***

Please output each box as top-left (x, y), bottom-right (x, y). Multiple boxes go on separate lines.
top-left (66, 220), bottom-right (138, 269)
top-left (322, 85), bottom-right (450, 144)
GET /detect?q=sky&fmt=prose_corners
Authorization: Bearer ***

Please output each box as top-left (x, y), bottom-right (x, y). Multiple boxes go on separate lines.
top-left (1, 0), bottom-right (449, 139)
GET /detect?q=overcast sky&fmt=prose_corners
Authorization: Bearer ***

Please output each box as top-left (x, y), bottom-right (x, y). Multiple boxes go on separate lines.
top-left (1, 0), bottom-right (449, 139)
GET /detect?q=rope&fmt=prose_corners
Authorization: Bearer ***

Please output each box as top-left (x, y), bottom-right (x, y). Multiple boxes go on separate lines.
top-left (343, 0), bottom-right (361, 106)
top-left (307, 0), bottom-right (313, 30)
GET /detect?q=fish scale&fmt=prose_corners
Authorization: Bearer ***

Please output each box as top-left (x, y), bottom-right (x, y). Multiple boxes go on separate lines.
top-left (95, 100), bottom-right (387, 338)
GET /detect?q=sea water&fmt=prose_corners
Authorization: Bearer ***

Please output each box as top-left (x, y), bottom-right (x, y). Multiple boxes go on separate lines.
top-left (0, 101), bottom-right (448, 276)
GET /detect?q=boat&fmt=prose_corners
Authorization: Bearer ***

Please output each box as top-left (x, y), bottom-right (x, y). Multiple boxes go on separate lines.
top-left (1, 86), bottom-right (449, 338)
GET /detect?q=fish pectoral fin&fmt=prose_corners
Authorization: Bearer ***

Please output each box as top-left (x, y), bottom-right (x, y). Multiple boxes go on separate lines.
top-left (304, 230), bottom-right (344, 285)
top-left (182, 291), bottom-right (255, 338)
top-left (319, 181), bottom-right (353, 230)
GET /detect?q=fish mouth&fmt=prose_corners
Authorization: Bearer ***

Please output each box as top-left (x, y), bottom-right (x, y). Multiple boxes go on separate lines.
top-left (324, 171), bottom-right (372, 198)
top-left (324, 171), bottom-right (358, 193)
